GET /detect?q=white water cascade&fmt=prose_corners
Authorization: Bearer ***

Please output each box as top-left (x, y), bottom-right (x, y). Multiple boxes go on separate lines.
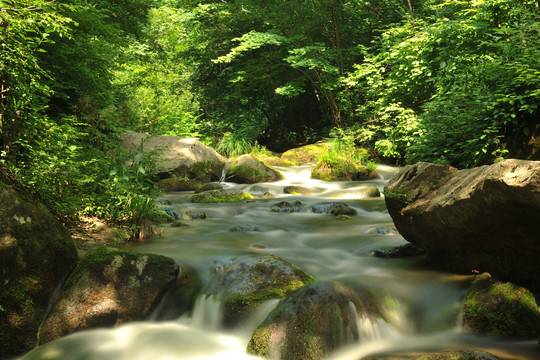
top-left (20, 165), bottom-right (540, 360)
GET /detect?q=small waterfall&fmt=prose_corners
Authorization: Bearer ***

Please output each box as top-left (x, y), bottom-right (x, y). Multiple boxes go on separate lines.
top-left (180, 295), bottom-right (224, 329)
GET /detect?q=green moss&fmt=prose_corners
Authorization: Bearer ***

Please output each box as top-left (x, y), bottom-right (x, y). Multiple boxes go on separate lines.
top-left (230, 165), bottom-right (262, 182)
top-left (247, 326), bottom-right (272, 358)
top-left (463, 273), bottom-right (540, 336)
top-left (190, 160), bottom-right (222, 181)
top-left (336, 215), bottom-right (351, 220)
top-left (191, 190), bottom-right (254, 203)
top-left (383, 186), bottom-right (413, 204)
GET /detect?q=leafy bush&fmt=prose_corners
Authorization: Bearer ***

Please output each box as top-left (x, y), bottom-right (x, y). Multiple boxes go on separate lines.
top-left (4, 116), bottom-right (163, 230)
top-left (216, 132), bottom-right (253, 157)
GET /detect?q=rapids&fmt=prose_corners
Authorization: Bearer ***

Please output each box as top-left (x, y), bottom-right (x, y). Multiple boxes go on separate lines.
top-left (20, 165), bottom-right (539, 360)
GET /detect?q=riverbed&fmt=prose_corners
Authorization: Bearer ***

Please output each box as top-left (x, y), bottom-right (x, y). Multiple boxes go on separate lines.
top-left (21, 165), bottom-right (539, 360)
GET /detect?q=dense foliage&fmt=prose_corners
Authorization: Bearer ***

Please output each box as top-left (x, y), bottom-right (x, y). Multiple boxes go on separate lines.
top-left (1, 0), bottom-right (538, 225)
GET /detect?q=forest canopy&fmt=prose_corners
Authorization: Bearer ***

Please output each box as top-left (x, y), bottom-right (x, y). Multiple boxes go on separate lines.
top-left (1, 0), bottom-right (538, 222)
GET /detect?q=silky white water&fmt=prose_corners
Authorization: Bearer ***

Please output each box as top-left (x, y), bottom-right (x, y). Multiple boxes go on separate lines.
top-left (21, 165), bottom-right (539, 360)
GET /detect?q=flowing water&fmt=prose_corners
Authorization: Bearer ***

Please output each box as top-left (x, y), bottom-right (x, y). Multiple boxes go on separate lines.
top-left (22, 165), bottom-right (539, 360)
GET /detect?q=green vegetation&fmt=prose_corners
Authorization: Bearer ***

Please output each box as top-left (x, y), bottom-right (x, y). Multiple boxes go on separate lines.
top-left (463, 273), bottom-right (540, 336)
top-left (1, 0), bottom-right (538, 230)
top-left (191, 189), bottom-right (254, 203)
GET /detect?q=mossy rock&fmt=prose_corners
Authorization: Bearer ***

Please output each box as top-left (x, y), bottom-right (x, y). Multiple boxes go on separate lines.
top-left (462, 273), bottom-right (540, 336)
top-left (247, 282), bottom-right (382, 360)
top-left (202, 254), bottom-right (316, 326)
top-left (281, 142), bottom-right (333, 164)
top-left (311, 158), bottom-right (361, 181)
top-left (179, 210), bottom-right (207, 220)
top-left (310, 202), bottom-right (357, 216)
top-left (0, 181), bottom-right (78, 358)
top-left (191, 189), bottom-right (254, 203)
top-left (269, 200), bottom-right (304, 213)
top-left (226, 155), bottom-right (284, 184)
top-left (156, 177), bottom-right (203, 192)
top-left (228, 224), bottom-right (259, 232)
top-left (252, 153), bottom-right (295, 167)
top-left (37, 247), bottom-right (179, 344)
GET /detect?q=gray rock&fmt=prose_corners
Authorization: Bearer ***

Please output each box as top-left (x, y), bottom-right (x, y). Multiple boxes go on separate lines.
top-left (119, 132), bottom-right (226, 182)
top-left (270, 200), bottom-right (303, 212)
top-left (384, 159), bottom-right (540, 288)
top-left (0, 180), bottom-right (78, 357)
top-left (373, 243), bottom-right (425, 259)
top-left (37, 247), bottom-right (179, 344)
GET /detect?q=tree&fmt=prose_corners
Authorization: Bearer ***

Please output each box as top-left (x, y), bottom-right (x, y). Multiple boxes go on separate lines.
top-left (0, 0), bottom-right (71, 156)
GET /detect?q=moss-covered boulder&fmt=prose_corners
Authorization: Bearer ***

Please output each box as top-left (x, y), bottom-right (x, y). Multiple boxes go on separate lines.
top-left (462, 273), bottom-right (540, 337)
top-left (156, 177), bottom-right (203, 192)
top-left (0, 180), bottom-right (78, 358)
top-left (191, 189), bottom-right (254, 203)
top-left (281, 142), bottom-right (332, 164)
top-left (310, 202), bottom-right (357, 216)
top-left (247, 282), bottom-right (382, 360)
top-left (365, 350), bottom-right (502, 360)
top-left (37, 247), bottom-right (179, 344)
top-left (202, 255), bottom-right (315, 326)
top-left (226, 155), bottom-right (284, 184)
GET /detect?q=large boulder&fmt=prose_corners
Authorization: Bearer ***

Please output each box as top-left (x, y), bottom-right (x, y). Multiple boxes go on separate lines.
top-left (384, 159), bottom-right (540, 288)
top-left (0, 180), bottom-right (78, 358)
top-left (119, 132), bottom-right (226, 184)
top-left (247, 282), bottom-right (382, 360)
top-left (202, 255), bottom-right (315, 326)
top-left (226, 155), bottom-right (284, 184)
top-left (462, 273), bottom-right (540, 337)
top-left (37, 247), bottom-right (179, 344)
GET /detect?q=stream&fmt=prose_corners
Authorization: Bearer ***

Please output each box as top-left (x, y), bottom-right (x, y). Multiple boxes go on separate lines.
top-left (22, 165), bottom-right (539, 360)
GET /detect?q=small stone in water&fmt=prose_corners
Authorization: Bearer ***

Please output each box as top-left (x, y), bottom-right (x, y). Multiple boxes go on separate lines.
top-left (229, 224), bottom-right (259, 232)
